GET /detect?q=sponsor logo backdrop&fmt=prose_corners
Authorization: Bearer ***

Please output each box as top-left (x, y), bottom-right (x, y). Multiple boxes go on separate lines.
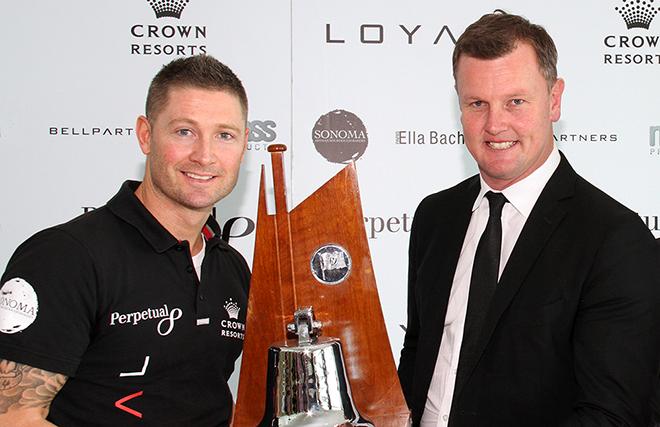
top-left (2, 0), bottom-right (659, 395)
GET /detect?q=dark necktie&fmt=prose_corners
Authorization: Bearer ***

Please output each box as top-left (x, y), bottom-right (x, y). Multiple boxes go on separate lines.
top-left (458, 191), bottom-right (508, 381)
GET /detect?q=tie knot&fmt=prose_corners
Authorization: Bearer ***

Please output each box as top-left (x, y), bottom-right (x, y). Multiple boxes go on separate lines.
top-left (485, 191), bottom-right (508, 218)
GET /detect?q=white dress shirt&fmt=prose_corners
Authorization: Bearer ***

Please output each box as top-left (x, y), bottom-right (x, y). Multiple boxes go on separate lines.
top-left (421, 147), bottom-right (561, 426)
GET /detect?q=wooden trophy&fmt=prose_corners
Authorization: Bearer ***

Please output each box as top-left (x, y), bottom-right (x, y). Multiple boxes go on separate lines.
top-left (232, 144), bottom-right (409, 426)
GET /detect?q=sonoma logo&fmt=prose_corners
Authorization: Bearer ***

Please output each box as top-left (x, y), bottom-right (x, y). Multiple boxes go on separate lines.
top-left (313, 129), bottom-right (368, 140)
top-left (312, 109), bottom-right (369, 164)
top-left (0, 278), bottom-right (39, 334)
top-left (0, 296), bottom-right (36, 317)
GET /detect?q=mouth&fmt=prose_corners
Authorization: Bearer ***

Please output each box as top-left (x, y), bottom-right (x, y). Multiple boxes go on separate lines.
top-left (486, 140), bottom-right (517, 150)
top-left (183, 172), bottom-right (216, 181)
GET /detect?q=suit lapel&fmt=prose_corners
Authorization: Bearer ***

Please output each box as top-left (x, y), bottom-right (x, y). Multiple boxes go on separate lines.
top-left (453, 154), bottom-right (578, 399)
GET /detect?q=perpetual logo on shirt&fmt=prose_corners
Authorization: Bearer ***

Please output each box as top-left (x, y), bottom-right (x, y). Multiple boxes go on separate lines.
top-left (0, 278), bottom-right (39, 334)
top-left (109, 304), bottom-right (183, 336)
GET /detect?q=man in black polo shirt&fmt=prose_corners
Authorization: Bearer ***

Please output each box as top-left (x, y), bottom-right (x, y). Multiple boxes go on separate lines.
top-left (0, 55), bottom-right (250, 426)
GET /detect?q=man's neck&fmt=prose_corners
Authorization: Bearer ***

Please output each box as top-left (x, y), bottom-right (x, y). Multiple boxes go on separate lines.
top-left (134, 182), bottom-right (209, 255)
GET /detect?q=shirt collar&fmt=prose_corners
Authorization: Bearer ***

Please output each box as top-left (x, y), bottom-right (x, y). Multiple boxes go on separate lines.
top-left (472, 146), bottom-right (561, 218)
top-left (106, 180), bottom-right (228, 253)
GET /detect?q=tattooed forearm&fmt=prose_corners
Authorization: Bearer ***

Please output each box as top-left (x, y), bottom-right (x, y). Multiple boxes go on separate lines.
top-left (0, 359), bottom-right (67, 415)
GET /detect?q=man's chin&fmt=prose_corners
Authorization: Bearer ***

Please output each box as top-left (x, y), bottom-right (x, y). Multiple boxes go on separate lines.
top-left (182, 200), bottom-right (221, 212)
top-left (172, 193), bottom-right (216, 212)
top-left (169, 180), bottom-right (237, 212)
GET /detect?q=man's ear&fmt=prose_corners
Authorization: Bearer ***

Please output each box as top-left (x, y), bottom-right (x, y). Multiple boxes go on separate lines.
top-left (136, 115), bottom-right (152, 155)
top-left (550, 78), bottom-right (565, 123)
top-left (240, 127), bottom-right (249, 162)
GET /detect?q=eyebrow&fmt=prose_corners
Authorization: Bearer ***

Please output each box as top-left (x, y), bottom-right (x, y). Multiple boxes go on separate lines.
top-left (461, 91), bottom-right (529, 101)
top-left (167, 118), bottom-right (243, 133)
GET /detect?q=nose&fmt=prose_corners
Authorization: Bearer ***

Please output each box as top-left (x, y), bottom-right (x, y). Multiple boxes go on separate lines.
top-left (484, 106), bottom-right (507, 135)
top-left (189, 137), bottom-right (215, 166)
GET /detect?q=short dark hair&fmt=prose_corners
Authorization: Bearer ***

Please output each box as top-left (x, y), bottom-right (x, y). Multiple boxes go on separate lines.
top-left (145, 54), bottom-right (248, 121)
top-left (452, 12), bottom-right (558, 89)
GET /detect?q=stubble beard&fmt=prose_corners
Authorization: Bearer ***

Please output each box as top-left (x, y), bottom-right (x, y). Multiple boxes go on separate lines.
top-left (148, 164), bottom-right (240, 213)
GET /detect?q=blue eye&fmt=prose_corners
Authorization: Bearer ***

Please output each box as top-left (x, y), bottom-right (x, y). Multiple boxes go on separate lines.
top-left (176, 128), bottom-right (192, 137)
top-left (471, 101), bottom-right (483, 107)
top-left (511, 99), bottom-right (525, 106)
top-left (219, 132), bottom-right (235, 141)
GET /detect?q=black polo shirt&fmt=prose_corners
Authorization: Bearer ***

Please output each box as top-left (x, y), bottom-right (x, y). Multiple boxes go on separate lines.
top-left (0, 181), bottom-right (250, 426)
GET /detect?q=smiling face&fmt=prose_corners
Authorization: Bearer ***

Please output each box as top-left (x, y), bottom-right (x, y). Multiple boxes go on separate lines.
top-left (136, 86), bottom-right (247, 215)
top-left (455, 42), bottom-right (564, 190)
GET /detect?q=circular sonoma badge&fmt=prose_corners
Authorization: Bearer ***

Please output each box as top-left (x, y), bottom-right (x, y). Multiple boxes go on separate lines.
top-left (310, 244), bottom-right (352, 285)
top-left (0, 278), bottom-right (39, 334)
top-left (312, 109), bottom-right (368, 164)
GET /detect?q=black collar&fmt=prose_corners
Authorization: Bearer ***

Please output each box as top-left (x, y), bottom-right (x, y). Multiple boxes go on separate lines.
top-left (106, 180), bottom-right (228, 253)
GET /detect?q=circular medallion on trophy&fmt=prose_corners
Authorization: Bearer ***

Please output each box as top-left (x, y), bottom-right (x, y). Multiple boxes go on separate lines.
top-left (310, 244), bottom-right (352, 285)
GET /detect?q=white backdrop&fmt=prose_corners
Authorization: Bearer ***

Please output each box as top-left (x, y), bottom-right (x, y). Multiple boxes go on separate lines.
top-left (2, 0), bottom-right (659, 394)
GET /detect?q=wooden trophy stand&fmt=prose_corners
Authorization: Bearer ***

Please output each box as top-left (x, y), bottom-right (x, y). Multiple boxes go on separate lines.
top-left (233, 144), bottom-right (409, 426)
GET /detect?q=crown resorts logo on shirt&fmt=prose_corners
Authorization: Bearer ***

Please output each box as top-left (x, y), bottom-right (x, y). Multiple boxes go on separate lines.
top-left (221, 299), bottom-right (244, 340)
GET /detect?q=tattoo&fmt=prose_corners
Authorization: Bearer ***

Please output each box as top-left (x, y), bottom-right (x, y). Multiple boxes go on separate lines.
top-left (0, 359), bottom-right (67, 414)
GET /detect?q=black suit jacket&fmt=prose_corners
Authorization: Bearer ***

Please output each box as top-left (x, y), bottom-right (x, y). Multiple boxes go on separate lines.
top-left (398, 154), bottom-right (660, 426)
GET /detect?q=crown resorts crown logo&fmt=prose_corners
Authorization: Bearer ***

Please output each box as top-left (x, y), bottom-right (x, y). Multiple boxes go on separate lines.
top-left (224, 299), bottom-right (240, 320)
top-left (615, 0), bottom-right (660, 29)
top-left (147, 0), bottom-right (190, 19)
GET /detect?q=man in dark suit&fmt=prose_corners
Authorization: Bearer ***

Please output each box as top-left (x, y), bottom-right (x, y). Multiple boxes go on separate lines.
top-left (398, 12), bottom-right (660, 426)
